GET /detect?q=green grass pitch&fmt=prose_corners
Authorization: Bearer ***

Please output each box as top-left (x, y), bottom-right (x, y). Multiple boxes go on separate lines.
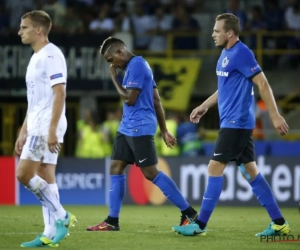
top-left (0, 205), bottom-right (299, 250)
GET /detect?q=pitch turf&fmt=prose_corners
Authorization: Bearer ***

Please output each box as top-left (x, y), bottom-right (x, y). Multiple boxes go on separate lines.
top-left (0, 205), bottom-right (299, 250)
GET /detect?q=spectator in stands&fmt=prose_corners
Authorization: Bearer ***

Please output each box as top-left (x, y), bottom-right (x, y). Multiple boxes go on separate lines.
top-left (102, 109), bottom-right (120, 157)
top-left (131, 3), bottom-right (152, 50)
top-left (148, 5), bottom-right (172, 52)
top-left (5, 0), bottom-right (35, 32)
top-left (89, 8), bottom-right (114, 35)
top-left (264, 0), bottom-right (284, 31)
top-left (263, 0), bottom-right (285, 67)
top-left (171, 4), bottom-right (200, 50)
top-left (225, 0), bottom-right (248, 31)
top-left (61, 7), bottom-right (84, 34)
top-left (254, 99), bottom-right (281, 140)
top-left (284, 0), bottom-right (300, 67)
top-left (75, 108), bottom-right (106, 158)
top-left (42, 0), bottom-right (66, 31)
top-left (140, 0), bottom-right (161, 15)
top-left (177, 112), bottom-right (203, 157)
top-left (113, 2), bottom-right (132, 33)
top-left (70, 0), bottom-right (94, 7)
top-left (248, 5), bottom-right (267, 50)
top-left (0, 5), bottom-right (9, 36)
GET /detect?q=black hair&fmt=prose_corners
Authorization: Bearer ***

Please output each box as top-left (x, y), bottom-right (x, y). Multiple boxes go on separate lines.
top-left (99, 37), bottom-right (126, 55)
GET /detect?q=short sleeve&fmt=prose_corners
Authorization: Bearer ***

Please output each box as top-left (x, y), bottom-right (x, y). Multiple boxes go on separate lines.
top-left (236, 47), bottom-right (262, 79)
top-left (153, 80), bottom-right (157, 88)
top-left (45, 54), bottom-right (66, 87)
top-left (126, 62), bottom-right (146, 90)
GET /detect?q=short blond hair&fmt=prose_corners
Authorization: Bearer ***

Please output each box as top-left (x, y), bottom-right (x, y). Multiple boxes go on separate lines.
top-left (22, 10), bottom-right (52, 35)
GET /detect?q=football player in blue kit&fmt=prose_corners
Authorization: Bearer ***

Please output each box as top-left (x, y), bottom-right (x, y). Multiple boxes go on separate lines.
top-left (172, 13), bottom-right (290, 237)
top-left (86, 37), bottom-right (198, 232)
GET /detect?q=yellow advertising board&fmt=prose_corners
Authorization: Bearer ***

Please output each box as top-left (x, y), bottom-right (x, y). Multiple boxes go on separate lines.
top-left (146, 58), bottom-right (201, 111)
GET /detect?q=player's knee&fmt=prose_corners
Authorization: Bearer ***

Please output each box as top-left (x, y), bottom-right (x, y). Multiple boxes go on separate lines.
top-left (37, 164), bottom-right (56, 183)
top-left (110, 160), bottom-right (126, 175)
top-left (242, 162), bottom-right (259, 181)
top-left (16, 160), bottom-right (36, 185)
top-left (140, 166), bottom-right (159, 181)
top-left (207, 160), bottom-right (225, 176)
top-left (16, 167), bottom-right (30, 185)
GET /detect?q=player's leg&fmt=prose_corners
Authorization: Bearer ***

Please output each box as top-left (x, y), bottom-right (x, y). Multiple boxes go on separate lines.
top-left (128, 135), bottom-right (198, 225)
top-left (86, 132), bottom-right (131, 231)
top-left (38, 164), bottom-right (58, 241)
top-left (237, 138), bottom-right (290, 236)
top-left (173, 128), bottom-right (248, 236)
top-left (20, 164), bottom-right (59, 248)
top-left (18, 136), bottom-right (74, 246)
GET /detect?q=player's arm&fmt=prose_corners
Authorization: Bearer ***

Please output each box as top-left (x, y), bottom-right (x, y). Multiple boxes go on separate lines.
top-left (45, 54), bottom-right (67, 152)
top-left (50, 84), bottom-right (66, 133)
top-left (109, 65), bottom-right (140, 106)
top-left (19, 113), bottom-right (28, 136)
top-left (236, 48), bottom-right (288, 135)
top-left (252, 72), bottom-right (280, 119)
top-left (200, 90), bottom-right (218, 109)
top-left (153, 88), bottom-right (168, 133)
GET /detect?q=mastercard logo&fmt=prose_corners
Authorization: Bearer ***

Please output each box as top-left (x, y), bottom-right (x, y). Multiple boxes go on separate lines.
top-left (128, 157), bottom-right (171, 205)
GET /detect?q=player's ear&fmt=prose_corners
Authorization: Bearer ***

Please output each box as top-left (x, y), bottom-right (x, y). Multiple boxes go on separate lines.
top-left (228, 30), bottom-right (233, 38)
top-left (36, 26), bottom-right (43, 35)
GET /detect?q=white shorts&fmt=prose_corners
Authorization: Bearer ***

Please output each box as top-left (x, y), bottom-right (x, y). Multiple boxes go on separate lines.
top-left (20, 135), bottom-right (59, 165)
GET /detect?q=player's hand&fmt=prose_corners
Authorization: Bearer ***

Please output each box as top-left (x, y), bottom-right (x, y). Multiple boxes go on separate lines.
top-left (162, 131), bottom-right (177, 148)
top-left (48, 130), bottom-right (61, 153)
top-left (109, 64), bottom-right (117, 78)
top-left (271, 114), bottom-right (289, 136)
top-left (190, 105), bottom-right (208, 123)
top-left (15, 133), bottom-right (27, 156)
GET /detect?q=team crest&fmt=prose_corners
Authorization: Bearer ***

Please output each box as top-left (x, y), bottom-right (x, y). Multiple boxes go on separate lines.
top-left (222, 57), bottom-right (229, 67)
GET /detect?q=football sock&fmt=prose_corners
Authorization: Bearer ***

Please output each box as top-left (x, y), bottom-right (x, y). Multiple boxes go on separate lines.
top-left (197, 176), bottom-right (223, 229)
top-left (27, 175), bottom-right (66, 220)
top-left (42, 183), bottom-right (59, 239)
top-left (108, 175), bottom-right (126, 219)
top-left (152, 171), bottom-right (189, 211)
top-left (250, 173), bottom-right (285, 224)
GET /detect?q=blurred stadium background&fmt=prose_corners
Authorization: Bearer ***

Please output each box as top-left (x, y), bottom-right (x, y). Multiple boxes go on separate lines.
top-left (0, 0), bottom-right (300, 210)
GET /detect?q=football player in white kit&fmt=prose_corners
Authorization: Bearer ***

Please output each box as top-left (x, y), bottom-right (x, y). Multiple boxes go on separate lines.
top-left (15, 10), bottom-right (76, 247)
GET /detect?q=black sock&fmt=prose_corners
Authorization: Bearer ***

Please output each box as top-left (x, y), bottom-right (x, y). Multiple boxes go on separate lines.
top-left (181, 206), bottom-right (197, 217)
top-left (273, 217), bottom-right (285, 226)
top-left (195, 220), bottom-right (207, 230)
top-left (106, 216), bottom-right (119, 225)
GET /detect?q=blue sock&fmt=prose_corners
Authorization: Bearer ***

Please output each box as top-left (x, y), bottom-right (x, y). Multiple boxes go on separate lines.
top-left (250, 173), bottom-right (283, 221)
top-left (108, 174), bottom-right (126, 218)
top-left (153, 171), bottom-right (189, 211)
top-left (198, 176), bottom-right (223, 226)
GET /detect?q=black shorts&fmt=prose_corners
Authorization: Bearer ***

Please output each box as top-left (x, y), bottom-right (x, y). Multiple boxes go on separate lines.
top-left (211, 128), bottom-right (255, 166)
top-left (111, 132), bottom-right (158, 167)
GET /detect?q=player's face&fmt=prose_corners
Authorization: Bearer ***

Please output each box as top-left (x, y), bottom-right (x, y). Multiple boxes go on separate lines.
top-left (18, 18), bottom-right (39, 44)
top-left (104, 50), bottom-right (126, 70)
top-left (212, 20), bottom-right (229, 48)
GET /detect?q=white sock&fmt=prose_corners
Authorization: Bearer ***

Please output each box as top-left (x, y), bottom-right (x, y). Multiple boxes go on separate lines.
top-left (27, 176), bottom-right (66, 220)
top-left (42, 183), bottom-right (59, 239)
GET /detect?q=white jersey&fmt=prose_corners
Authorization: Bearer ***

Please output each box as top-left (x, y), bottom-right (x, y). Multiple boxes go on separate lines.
top-left (25, 43), bottom-right (67, 141)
